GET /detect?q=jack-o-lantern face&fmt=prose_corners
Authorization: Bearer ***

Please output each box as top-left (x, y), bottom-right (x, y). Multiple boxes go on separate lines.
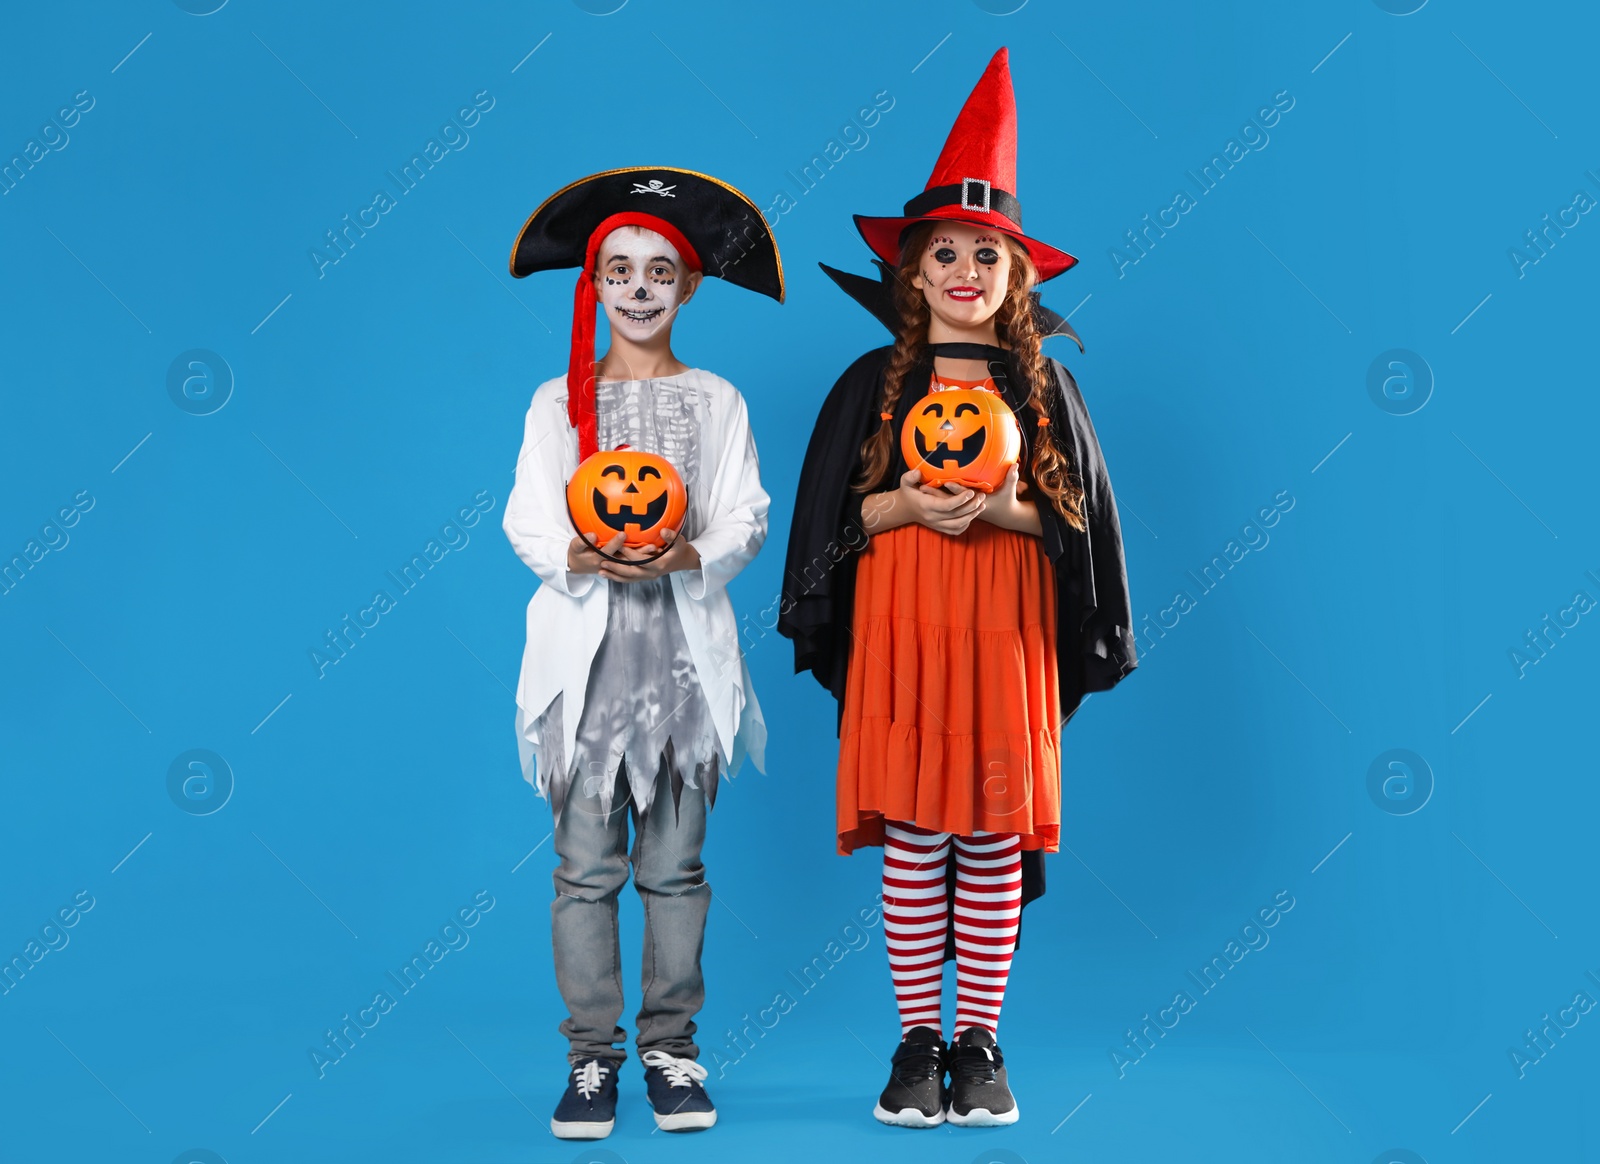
top-left (566, 446), bottom-right (688, 551)
top-left (899, 387), bottom-right (1021, 492)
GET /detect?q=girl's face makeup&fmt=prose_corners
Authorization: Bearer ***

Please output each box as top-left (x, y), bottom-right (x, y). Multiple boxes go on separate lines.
top-left (593, 226), bottom-right (695, 341)
top-left (913, 221), bottom-right (1013, 331)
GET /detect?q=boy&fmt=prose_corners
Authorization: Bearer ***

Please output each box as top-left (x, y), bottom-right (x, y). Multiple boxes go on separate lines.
top-left (502, 167), bottom-right (783, 1138)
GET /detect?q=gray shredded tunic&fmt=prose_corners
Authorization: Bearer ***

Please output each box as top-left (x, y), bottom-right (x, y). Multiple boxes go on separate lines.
top-left (531, 373), bottom-right (721, 824)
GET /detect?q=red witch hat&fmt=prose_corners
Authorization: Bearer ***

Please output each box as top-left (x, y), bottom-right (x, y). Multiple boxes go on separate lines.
top-left (854, 47), bottom-right (1078, 281)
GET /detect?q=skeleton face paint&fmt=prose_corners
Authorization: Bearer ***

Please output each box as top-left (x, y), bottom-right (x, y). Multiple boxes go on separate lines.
top-left (593, 225), bottom-right (689, 343)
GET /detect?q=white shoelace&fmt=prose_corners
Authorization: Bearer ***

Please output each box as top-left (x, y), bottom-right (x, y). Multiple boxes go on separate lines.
top-left (572, 1059), bottom-right (610, 1100)
top-left (639, 1049), bottom-right (708, 1088)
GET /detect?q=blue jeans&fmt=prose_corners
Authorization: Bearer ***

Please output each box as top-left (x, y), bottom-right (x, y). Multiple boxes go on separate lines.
top-left (550, 755), bottom-right (710, 1065)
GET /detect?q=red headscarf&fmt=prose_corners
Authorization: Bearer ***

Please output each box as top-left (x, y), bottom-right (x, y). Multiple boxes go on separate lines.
top-left (568, 212), bottom-right (703, 459)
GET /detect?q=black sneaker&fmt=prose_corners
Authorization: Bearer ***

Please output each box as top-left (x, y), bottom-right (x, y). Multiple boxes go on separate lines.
top-left (946, 1027), bottom-right (1019, 1126)
top-left (640, 1049), bottom-right (717, 1131)
top-left (873, 1026), bottom-right (948, 1127)
top-left (550, 1057), bottom-right (618, 1139)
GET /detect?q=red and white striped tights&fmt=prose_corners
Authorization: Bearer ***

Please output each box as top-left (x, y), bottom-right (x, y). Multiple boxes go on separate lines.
top-left (881, 820), bottom-right (1023, 1037)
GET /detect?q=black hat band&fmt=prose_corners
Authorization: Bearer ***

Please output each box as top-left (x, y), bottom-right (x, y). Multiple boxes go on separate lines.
top-left (902, 179), bottom-right (1023, 227)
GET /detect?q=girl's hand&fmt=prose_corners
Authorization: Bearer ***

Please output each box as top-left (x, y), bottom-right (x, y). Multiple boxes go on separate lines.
top-left (899, 467), bottom-right (986, 536)
top-left (597, 529), bottom-right (701, 583)
top-left (974, 465), bottom-right (1042, 536)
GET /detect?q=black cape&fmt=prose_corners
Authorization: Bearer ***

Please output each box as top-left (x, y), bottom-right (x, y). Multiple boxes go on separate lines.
top-left (777, 278), bottom-right (1138, 959)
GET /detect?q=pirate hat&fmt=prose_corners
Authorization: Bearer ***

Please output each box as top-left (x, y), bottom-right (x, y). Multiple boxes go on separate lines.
top-left (508, 165), bottom-right (784, 458)
top-left (853, 47), bottom-right (1078, 281)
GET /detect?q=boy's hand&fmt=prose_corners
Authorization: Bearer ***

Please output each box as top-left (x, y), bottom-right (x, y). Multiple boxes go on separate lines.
top-left (597, 529), bottom-right (701, 583)
top-left (566, 531), bottom-right (625, 574)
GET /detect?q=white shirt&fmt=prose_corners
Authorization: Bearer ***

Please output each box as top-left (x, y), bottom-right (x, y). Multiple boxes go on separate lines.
top-left (502, 368), bottom-right (769, 794)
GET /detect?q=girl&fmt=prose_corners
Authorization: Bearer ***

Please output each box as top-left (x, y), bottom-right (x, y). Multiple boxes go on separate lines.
top-left (503, 167), bottom-right (783, 1138)
top-left (779, 49), bottom-right (1137, 1128)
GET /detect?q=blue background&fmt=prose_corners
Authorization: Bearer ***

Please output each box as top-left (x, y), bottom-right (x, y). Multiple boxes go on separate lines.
top-left (2, 1), bottom-right (1595, 1161)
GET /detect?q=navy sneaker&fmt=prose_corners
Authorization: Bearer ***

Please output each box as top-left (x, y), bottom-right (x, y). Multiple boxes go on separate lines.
top-left (640, 1049), bottom-right (717, 1131)
top-left (945, 1026), bottom-right (1019, 1126)
top-left (873, 1026), bottom-right (948, 1128)
top-left (550, 1057), bottom-right (618, 1140)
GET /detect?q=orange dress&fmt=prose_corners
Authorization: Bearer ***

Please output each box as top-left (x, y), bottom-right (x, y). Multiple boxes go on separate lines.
top-left (835, 376), bottom-right (1063, 855)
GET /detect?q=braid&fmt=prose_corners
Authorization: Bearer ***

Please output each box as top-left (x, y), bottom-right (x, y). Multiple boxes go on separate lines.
top-left (852, 222), bottom-right (1087, 533)
top-left (995, 242), bottom-right (1087, 531)
top-left (852, 223), bottom-right (936, 492)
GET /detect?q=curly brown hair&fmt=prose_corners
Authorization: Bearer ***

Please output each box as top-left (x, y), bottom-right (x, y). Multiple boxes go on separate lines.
top-left (851, 220), bottom-right (1086, 531)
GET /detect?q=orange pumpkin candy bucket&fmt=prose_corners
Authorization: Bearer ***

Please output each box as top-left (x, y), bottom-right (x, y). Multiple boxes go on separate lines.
top-left (899, 386), bottom-right (1022, 492)
top-left (565, 445), bottom-right (688, 563)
